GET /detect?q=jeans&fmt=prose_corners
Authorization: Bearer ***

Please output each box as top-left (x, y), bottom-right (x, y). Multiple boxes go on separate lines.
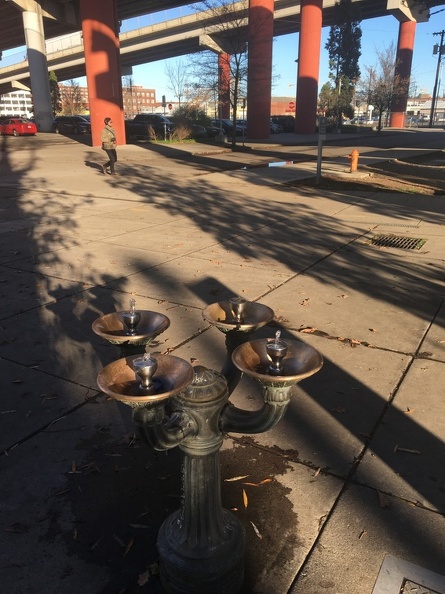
top-left (104, 149), bottom-right (117, 173)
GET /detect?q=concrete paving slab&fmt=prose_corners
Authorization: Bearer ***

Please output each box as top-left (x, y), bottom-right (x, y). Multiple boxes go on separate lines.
top-left (99, 220), bottom-right (235, 256)
top-left (187, 218), bottom-right (369, 275)
top-left (356, 358), bottom-right (445, 512)
top-left (98, 203), bottom-right (189, 225)
top-left (0, 396), bottom-right (145, 594)
top-left (6, 242), bottom-right (178, 285)
top-left (0, 358), bottom-right (95, 453)
top-left (258, 261), bottom-right (442, 354)
top-left (220, 438), bottom-right (343, 594)
top-left (0, 266), bottom-right (87, 319)
top-left (421, 300), bottom-right (445, 362)
top-left (288, 483), bottom-right (445, 594)
top-left (0, 227), bottom-right (91, 265)
top-left (106, 257), bottom-right (294, 308)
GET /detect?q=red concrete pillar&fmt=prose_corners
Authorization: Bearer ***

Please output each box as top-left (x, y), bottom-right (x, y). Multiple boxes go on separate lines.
top-left (218, 53), bottom-right (231, 120)
top-left (80, 0), bottom-right (124, 146)
top-left (295, 0), bottom-right (323, 134)
top-left (246, 0), bottom-right (274, 139)
top-left (390, 20), bottom-right (416, 129)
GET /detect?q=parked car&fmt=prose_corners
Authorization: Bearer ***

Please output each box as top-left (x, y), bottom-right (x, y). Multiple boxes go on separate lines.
top-left (125, 113), bottom-right (173, 140)
top-left (270, 119), bottom-right (283, 133)
top-left (52, 115), bottom-right (91, 135)
top-left (0, 118), bottom-right (37, 136)
top-left (270, 115), bottom-right (295, 132)
top-left (211, 119), bottom-right (243, 135)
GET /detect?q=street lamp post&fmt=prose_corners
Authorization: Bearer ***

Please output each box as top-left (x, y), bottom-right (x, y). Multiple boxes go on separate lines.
top-left (430, 30), bottom-right (445, 127)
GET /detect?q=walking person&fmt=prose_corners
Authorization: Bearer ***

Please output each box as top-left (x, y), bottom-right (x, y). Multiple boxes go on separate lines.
top-left (100, 117), bottom-right (118, 175)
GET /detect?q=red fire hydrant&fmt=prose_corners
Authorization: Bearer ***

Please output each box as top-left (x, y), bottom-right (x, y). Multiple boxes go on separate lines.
top-left (348, 148), bottom-right (359, 172)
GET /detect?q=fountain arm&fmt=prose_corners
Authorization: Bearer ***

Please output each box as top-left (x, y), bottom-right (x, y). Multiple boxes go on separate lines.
top-left (133, 405), bottom-right (197, 451)
top-left (219, 384), bottom-right (293, 434)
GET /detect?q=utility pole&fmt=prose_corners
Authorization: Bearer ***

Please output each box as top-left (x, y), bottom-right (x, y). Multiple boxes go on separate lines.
top-left (429, 30), bottom-right (445, 127)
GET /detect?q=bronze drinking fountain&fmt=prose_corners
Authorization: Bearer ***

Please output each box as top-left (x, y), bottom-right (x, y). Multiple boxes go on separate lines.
top-left (93, 297), bottom-right (323, 593)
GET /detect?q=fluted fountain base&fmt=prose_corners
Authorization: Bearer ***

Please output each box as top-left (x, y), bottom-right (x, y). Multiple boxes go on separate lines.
top-left (158, 509), bottom-right (245, 594)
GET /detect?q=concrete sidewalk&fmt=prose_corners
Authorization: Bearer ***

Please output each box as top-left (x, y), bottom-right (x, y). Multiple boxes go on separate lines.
top-left (0, 132), bottom-right (444, 594)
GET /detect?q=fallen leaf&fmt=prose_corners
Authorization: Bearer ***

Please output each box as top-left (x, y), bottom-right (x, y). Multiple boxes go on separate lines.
top-left (113, 534), bottom-right (125, 547)
top-left (404, 407), bottom-right (415, 414)
top-left (259, 478), bottom-right (273, 485)
top-left (250, 521), bottom-right (262, 539)
top-left (224, 475), bottom-right (249, 482)
top-left (313, 468), bottom-right (321, 478)
top-left (242, 482), bottom-right (259, 487)
top-left (123, 537), bottom-right (134, 557)
top-left (242, 489), bottom-right (248, 509)
top-left (300, 327), bottom-right (317, 334)
top-left (138, 571), bottom-right (150, 586)
top-left (358, 529), bottom-right (367, 540)
top-left (90, 536), bottom-right (103, 551)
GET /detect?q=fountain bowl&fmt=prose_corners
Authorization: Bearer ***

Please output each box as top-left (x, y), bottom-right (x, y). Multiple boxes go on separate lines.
top-left (97, 354), bottom-right (194, 406)
top-left (232, 338), bottom-right (323, 386)
top-left (92, 310), bottom-right (170, 345)
top-left (202, 301), bottom-right (274, 333)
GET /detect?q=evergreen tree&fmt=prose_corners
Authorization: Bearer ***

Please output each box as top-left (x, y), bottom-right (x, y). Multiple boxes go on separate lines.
top-left (324, 0), bottom-right (362, 127)
top-left (49, 71), bottom-right (61, 116)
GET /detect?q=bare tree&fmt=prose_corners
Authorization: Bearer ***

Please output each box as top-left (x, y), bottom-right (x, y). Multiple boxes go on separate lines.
top-left (60, 80), bottom-right (84, 115)
top-left (122, 76), bottom-right (137, 118)
top-left (165, 58), bottom-right (190, 106)
top-left (190, 0), bottom-right (248, 145)
top-left (357, 42), bottom-right (408, 131)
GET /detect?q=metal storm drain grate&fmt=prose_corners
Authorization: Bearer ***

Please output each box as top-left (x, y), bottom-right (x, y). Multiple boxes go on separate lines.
top-left (402, 580), bottom-right (442, 594)
top-left (369, 234), bottom-right (426, 250)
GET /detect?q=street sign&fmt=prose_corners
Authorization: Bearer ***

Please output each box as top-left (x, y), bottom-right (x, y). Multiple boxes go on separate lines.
top-left (289, 101), bottom-right (295, 110)
top-left (168, 103), bottom-right (173, 111)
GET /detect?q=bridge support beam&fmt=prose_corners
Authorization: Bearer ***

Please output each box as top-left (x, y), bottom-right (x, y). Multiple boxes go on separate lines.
top-left (22, 9), bottom-right (53, 132)
top-left (295, 0), bottom-right (323, 134)
top-left (218, 53), bottom-right (231, 120)
top-left (247, 0), bottom-right (274, 139)
top-left (390, 19), bottom-right (416, 129)
top-left (80, 0), bottom-right (124, 147)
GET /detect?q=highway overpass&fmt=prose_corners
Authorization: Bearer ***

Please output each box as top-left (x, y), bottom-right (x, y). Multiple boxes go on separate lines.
top-left (0, 0), bottom-right (438, 97)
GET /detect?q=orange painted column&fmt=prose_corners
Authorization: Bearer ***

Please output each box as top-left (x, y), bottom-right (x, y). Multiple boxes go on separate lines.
top-left (295, 0), bottom-right (323, 134)
top-left (246, 0), bottom-right (274, 139)
top-left (390, 20), bottom-right (416, 129)
top-left (219, 53), bottom-right (231, 120)
top-left (80, 0), bottom-right (124, 146)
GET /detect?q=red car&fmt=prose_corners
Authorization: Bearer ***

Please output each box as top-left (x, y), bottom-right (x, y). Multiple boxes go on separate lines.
top-left (0, 118), bottom-right (37, 136)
